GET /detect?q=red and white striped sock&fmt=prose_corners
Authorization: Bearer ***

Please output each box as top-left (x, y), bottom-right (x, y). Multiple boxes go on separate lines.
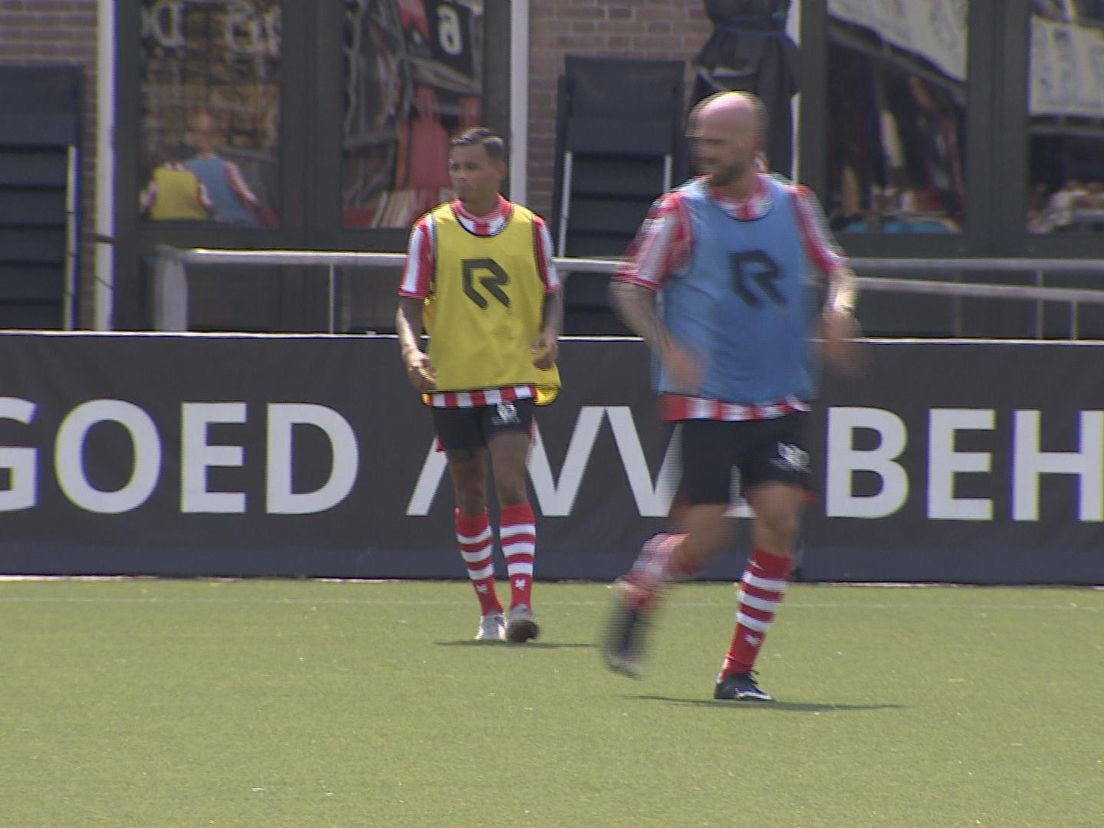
top-left (622, 532), bottom-right (690, 610)
top-left (499, 503), bottom-right (536, 611)
top-left (455, 508), bottom-right (503, 617)
top-left (719, 547), bottom-right (793, 679)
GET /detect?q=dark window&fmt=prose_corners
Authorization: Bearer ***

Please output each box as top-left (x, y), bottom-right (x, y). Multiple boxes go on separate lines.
top-left (139, 0), bottom-right (281, 228)
top-left (825, 0), bottom-right (968, 235)
top-left (1026, 1), bottom-right (1104, 234)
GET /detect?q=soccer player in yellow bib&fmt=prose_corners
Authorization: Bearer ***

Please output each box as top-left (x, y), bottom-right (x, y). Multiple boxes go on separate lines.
top-left (396, 127), bottom-right (563, 643)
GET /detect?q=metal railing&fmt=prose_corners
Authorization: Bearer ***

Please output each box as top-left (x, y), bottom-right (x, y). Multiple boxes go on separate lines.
top-left (153, 245), bottom-right (1104, 337)
top-left (846, 257), bottom-right (1104, 339)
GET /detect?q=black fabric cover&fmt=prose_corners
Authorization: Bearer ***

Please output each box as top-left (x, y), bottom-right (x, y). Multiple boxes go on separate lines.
top-left (692, 0), bottom-right (799, 177)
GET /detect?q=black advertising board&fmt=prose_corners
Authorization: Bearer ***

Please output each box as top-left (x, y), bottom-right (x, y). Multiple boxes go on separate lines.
top-left (1, 334), bottom-right (1101, 584)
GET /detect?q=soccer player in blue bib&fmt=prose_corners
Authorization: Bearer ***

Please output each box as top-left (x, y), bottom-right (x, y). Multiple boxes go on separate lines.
top-left (602, 91), bottom-right (862, 701)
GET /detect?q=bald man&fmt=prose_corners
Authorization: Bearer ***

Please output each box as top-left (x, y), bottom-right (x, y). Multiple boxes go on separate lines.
top-left (602, 92), bottom-right (862, 701)
top-left (183, 111), bottom-right (261, 226)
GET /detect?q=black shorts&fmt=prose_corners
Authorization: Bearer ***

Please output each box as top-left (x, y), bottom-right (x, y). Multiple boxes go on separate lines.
top-left (679, 412), bottom-right (813, 506)
top-left (432, 398), bottom-right (536, 451)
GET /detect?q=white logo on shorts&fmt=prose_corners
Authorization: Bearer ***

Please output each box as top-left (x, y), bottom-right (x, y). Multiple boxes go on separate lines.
top-left (493, 402), bottom-right (519, 426)
top-left (774, 442), bottom-right (809, 471)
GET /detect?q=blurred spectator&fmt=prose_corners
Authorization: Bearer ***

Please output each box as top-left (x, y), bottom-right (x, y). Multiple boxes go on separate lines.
top-left (905, 76), bottom-right (965, 222)
top-left (139, 145), bottom-right (213, 221)
top-left (1045, 177), bottom-right (1088, 230)
top-left (1026, 181), bottom-right (1054, 233)
top-left (184, 111), bottom-right (264, 227)
top-left (1071, 179), bottom-right (1104, 229)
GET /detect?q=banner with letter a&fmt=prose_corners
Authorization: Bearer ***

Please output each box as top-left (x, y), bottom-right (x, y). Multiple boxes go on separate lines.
top-left (1, 334), bottom-right (1102, 584)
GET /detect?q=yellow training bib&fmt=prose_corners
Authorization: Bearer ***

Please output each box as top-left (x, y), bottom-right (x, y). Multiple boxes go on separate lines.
top-left (148, 167), bottom-right (209, 220)
top-left (423, 203), bottom-right (560, 403)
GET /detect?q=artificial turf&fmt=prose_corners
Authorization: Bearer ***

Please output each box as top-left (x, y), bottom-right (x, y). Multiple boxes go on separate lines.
top-left (1, 578), bottom-right (1100, 827)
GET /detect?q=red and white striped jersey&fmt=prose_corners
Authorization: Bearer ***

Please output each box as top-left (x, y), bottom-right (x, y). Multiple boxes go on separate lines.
top-left (658, 394), bottom-right (810, 422)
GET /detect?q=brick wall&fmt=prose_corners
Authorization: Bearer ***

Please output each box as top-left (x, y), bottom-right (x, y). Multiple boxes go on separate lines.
top-left (0, 0), bottom-right (100, 328)
top-left (525, 0), bottom-right (711, 220)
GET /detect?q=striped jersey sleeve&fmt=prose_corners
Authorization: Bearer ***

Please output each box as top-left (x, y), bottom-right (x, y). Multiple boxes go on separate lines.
top-left (399, 213), bottom-right (435, 298)
top-left (791, 185), bottom-right (848, 277)
top-left (532, 215), bottom-right (561, 294)
top-left (613, 191), bottom-right (693, 291)
top-left (224, 160), bottom-right (259, 207)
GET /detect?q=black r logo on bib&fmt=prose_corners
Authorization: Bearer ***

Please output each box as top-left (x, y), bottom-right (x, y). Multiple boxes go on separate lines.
top-left (462, 259), bottom-right (511, 309)
top-left (728, 250), bottom-right (783, 307)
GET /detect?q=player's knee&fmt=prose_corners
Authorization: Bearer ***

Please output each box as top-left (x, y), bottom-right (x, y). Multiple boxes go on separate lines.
top-left (490, 460), bottom-right (529, 506)
top-left (495, 480), bottom-right (528, 507)
top-left (757, 511), bottom-right (800, 548)
top-left (452, 481), bottom-right (486, 513)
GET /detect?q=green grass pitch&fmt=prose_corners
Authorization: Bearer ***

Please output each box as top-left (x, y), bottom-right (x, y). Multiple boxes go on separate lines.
top-left (1, 578), bottom-right (1101, 827)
